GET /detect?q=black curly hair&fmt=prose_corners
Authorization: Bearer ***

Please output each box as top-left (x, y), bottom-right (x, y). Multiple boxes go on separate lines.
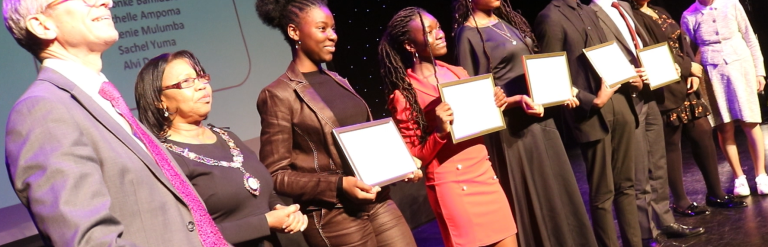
top-left (255, 0), bottom-right (329, 48)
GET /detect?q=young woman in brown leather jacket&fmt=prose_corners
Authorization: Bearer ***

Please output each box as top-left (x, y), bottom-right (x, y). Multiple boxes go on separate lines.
top-left (255, 0), bottom-right (419, 246)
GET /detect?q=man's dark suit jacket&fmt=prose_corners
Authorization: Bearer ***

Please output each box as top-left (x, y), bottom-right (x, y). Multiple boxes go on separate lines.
top-left (534, 0), bottom-right (638, 143)
top-left (589, 0), bottom-right (656, 104)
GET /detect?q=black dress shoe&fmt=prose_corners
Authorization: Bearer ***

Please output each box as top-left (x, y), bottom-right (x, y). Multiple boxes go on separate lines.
top-left (671, 202), bottom-right (710, 217)
top-left (643, 236), bottom-right (686, 247)
top-left (660, 223), bottom-right (705, 238)
top-left (705, 194), bottom-right (748, 208)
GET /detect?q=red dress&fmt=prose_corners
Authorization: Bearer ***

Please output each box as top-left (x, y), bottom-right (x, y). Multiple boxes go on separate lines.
top-left (387, 61), bottom-right (516, 247)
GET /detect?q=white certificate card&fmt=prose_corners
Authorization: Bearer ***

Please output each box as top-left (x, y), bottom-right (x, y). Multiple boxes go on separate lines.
top-left (638, 42), bottom-right (680, 90)
top-left (438, 74), bottom-right (506, 143)
top-left (333, 118), bottom-right (417, 187)
top-left (523, 52), bottom-right (573, 107)
top-left (584, 41), bottom-right (638, 88)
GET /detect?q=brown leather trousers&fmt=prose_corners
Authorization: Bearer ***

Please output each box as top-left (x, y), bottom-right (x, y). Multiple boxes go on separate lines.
top-left (302, 200), bottom-right (416, 247)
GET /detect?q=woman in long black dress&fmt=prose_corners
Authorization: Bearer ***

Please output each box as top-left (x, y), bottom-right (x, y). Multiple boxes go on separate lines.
top-left (453, 0), bottom-right (596, 246)
top-left (629, 0), bottom-right (746, 215)
top-left (134, 50), bottom-right (309, 247)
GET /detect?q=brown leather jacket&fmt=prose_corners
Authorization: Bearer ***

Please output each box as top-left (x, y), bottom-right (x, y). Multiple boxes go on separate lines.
top-left (257, 62), bottom-right (374, 208)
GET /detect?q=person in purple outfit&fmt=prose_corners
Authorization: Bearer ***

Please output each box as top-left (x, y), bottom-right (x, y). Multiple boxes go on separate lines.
top-left (681, 0), bottom-right (767, 197)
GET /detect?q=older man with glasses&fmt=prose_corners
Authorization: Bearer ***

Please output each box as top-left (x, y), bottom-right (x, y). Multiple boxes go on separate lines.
top-left (3, 0), bottom-right (229, 246)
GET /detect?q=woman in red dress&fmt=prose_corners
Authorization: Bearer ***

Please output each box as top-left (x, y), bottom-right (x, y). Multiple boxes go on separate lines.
top-left (379, 7), bottom-right (516, 247)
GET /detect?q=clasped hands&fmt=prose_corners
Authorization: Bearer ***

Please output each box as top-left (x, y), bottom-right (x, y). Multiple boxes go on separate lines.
top-left (266, 204), bottom-right (308, 234)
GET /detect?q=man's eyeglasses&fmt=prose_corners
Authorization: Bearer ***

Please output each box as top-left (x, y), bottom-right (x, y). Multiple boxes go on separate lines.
top-left (44, 0), bottom-right (110, 11)
top-left (162, 74), bottom-right (211, 91)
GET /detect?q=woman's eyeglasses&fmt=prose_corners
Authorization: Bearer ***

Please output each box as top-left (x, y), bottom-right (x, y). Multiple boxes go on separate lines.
top-left (162, 74), bottom-right (211, 91)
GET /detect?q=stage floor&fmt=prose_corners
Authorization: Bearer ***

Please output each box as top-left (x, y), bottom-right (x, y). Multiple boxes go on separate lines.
top-left (413, 125), bottom-right (768, 247)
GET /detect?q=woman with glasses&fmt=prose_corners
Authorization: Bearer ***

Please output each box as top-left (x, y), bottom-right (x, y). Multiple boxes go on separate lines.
top-left (255, 0), bottom-right (419, 246)
top-left (134, 50), bottom-right (309, 247)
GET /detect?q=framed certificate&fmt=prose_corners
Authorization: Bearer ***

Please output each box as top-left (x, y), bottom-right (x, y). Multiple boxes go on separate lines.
top-left (437, 74), bottom-right (506, 144)
top-left (637, 42), bottom-right (680, 90)
top-left (523, 52), bottom-right (573, 108)
top-left (332, 118), bottom-right (418, 187)
top-left (583, 41), bottom-right (639, 88)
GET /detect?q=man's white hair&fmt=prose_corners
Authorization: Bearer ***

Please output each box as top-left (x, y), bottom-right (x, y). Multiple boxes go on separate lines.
top-left (3, 0), bottom-right (49, 57)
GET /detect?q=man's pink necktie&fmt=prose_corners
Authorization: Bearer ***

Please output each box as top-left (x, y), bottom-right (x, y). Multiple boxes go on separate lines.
top-left (98, 81), bottom-right (228, 247)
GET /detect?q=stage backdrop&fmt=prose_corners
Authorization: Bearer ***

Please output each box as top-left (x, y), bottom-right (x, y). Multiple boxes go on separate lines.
top-left (0, 0), bottom-right (293, 208)
top-left (0, 2), bottom-right (436, 244)
top-left (2, 0), bottom-right (766, 245)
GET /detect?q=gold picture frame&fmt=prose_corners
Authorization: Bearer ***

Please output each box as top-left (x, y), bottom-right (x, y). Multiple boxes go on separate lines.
top-left (637, 42), bottom-right (680, 90)
top-left (523, 52), bottom-right (574, 108)
top-left (583, 40), bottom-right (639, 88)
top-left (437, 74), bottom-right (507, 144)
top-left (332, 118), bottom-right (418, 187)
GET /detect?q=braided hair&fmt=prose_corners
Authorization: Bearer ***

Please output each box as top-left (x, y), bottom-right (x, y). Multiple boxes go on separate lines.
top-left (452, 0), bottom-right (538, 53)
top-left (379, 7), bottom-right (432, 143)
top-left (256, 0), bottom-right (328, 47)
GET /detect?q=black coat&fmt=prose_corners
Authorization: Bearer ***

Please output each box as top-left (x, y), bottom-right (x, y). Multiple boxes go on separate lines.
top-left (534, 0), bottom-right (639, 143)
top-left (589, 0), bottom-right (656, 104)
